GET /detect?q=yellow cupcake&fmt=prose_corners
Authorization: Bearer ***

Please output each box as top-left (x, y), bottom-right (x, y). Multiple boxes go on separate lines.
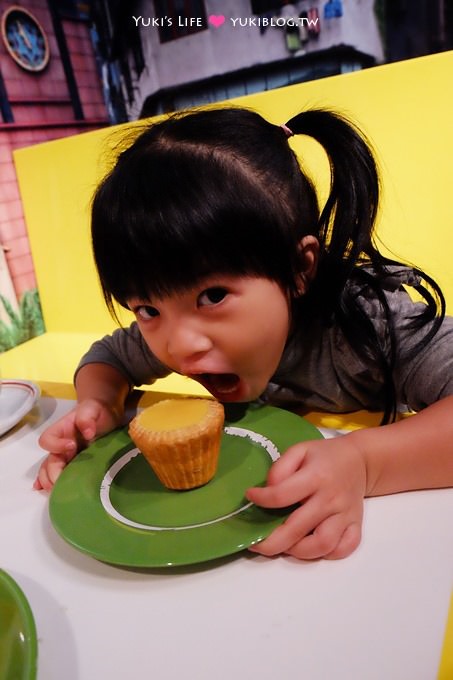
top-left (128, 398), bottom-right (225, 490)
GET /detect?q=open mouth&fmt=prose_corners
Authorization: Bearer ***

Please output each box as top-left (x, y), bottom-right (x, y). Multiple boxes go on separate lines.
top-left (193, 373), bottom-right (241, 398)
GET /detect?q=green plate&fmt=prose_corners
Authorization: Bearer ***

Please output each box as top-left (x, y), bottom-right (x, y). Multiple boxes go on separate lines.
top-left (0, 570), bottom-right (38, 680)
top-left (49, 404), bottom-right (322, 567)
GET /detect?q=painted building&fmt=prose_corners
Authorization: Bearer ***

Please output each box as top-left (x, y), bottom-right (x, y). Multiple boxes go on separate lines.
top-left (93, 0), bottom-right (384, 119)
top-left (0, 0), bottom-right (109, 332)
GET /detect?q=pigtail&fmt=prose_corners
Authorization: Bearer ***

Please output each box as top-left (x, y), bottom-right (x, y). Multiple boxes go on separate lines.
top-left (285, 110), bottom-right (445, 423)
top-left (285, 110), bottom-right (383, 298)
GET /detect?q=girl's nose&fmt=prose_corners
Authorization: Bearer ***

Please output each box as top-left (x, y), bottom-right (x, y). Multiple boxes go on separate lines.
top-left (166, 323), bottom-right (213, 366)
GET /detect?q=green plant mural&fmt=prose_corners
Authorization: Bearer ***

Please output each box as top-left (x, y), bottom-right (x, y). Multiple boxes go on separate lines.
top-left (0, 290), bottom-right (45, 352)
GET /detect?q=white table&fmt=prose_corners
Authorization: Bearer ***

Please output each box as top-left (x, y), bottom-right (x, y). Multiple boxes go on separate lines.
top-left (1, 395), bottom-right (452, 680)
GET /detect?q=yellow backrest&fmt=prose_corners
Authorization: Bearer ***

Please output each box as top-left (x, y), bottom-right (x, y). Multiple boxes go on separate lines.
top-left (14, 50), bottom-right (453, 331)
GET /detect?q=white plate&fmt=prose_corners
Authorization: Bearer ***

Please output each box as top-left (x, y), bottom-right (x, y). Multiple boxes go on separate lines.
top-left (0, 380), bottom-right (41, 436)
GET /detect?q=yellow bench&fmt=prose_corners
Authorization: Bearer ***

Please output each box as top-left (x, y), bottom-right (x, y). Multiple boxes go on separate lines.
top-left (2, 51), bottom-right (453, 427)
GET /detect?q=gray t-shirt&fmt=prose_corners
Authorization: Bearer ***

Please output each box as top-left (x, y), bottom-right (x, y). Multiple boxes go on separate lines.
top-left (77, 267), bottom-right (453, 414)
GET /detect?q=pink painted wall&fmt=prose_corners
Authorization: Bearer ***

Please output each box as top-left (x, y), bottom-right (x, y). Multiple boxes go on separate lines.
top-left (0, 0), bottom-right (109, 299)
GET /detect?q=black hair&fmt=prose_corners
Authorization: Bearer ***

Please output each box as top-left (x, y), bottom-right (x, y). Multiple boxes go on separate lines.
top-left (92, 106), bottom-right (445, 424)
top-left (92, 108), bottom-right (318, 304)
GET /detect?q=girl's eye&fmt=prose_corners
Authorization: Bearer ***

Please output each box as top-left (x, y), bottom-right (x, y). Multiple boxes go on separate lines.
top-left (198, 287), bottom-right (228, 307)
top-left (136, 305), bottom-right (159, 320)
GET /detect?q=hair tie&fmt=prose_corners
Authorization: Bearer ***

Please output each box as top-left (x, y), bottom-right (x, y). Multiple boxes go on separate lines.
top-left (280, 124), bottom-right (294, 138)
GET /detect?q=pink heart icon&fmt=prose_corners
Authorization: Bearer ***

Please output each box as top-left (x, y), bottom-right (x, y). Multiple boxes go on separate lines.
top-left (208, 14), bottom-right (225, 28)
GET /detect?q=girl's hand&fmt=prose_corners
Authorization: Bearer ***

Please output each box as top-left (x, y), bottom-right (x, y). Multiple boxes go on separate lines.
top-left (246, 435), bottom-right (367, 560)
top-left (34, 399), bottom-right (122, 491)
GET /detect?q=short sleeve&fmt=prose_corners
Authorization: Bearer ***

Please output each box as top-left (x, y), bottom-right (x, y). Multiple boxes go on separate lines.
top-left (75, 322), bottom-right (171, 387)
top-left (394, 308), bottom-right (453, 410)
top-left (354, 268), bottom-right (453, 411)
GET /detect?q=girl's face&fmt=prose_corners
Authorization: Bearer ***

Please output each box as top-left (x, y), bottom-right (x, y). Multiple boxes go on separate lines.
top-left (128, 275), bottom-right (291, 402)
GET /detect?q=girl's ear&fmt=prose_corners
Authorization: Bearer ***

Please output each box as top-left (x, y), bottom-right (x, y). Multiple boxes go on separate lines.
top-left (295, 235), bottom-right (319, 295)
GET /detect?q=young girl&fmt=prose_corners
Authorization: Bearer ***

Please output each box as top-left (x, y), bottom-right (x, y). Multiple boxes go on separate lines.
top-left (36, 106), bottom-right (453, 560)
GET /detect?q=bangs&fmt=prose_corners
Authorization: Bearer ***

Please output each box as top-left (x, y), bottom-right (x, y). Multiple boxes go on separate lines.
top-left (92, 144), bottom-right (299, 308)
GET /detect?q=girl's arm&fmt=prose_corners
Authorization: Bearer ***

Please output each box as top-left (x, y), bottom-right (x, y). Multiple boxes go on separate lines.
top-left (36, 324), bottom-right (171, 490)
top-left (247, 395), bottom-right (453, 560)
top-left (35, 362), bottom-right (131, 490)
top-left (74, 361), bottom-right (131, 430)
top-left (354, 394), bottom-right (453, 495)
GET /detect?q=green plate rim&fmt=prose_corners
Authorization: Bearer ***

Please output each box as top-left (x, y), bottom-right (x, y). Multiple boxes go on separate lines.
top-left (0, 569), bottom-right (38, 680)
top-left (49, 404), bottom-right (322, 568)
